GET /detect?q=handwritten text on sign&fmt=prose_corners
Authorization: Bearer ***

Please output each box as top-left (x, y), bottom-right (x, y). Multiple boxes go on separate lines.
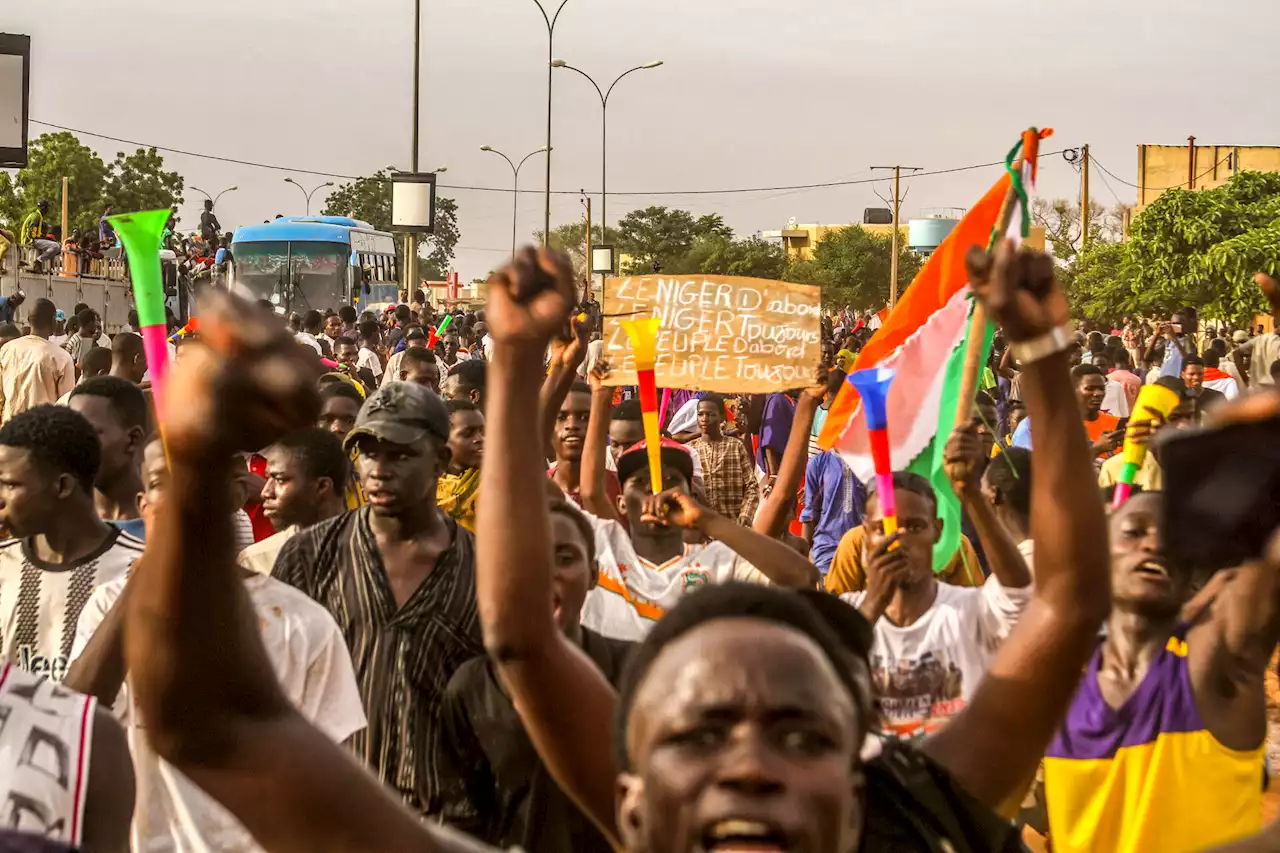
top-left (602, 275), bottom-right (822, 393)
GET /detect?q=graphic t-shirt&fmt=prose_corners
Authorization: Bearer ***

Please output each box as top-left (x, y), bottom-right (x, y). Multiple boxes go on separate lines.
top-left (0, 528), bottom-right (143, 680)
top-left (841, 576), bottom-right (1030, 739)
top-left (580, 513), bottom-right (769, 641)
top-left (72, 573), bottom-right (367, 853)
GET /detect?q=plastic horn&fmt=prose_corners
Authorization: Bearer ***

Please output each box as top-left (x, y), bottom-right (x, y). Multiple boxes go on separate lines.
top-left (167, 316), bottom-right (199, 344)
top-left (621, 317), bottom-right (664, 493)
top-left (428, 314), bottom-right (455, 349)
top-left (108, 209), bottom-right (173, 421)
top-left (1111, 381), bottom-right (1182, 508)
top-left (849, 367), bottom-right (899, 536)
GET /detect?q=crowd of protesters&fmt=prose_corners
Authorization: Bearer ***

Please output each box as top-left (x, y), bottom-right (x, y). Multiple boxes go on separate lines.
top-left (0, 237), bottom-right (1276, 853)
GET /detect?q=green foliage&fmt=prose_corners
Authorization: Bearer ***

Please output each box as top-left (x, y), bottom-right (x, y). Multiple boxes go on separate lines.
top-left (673, 235), bottom-right (786, 280)
top-left (103, 147), bottom-right (184, 215)
top-left (1066, 171), bottom-right (1280, 326)
top-left (533, 222), bottom-right (619, 281)
top-left (1, 132), bottom-right (109, 234)
top-left (615, 206), bottom-right (718, 273)
top-left (784, 225), bottom-right (923, 309)
top-left (322, 169), bottom-right (461, 278)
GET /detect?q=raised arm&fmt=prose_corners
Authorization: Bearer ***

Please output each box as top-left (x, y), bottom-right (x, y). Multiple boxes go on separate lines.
top-left (477, 248), bottom-right (623, 847)
top-left (942, 420), bottom-right (1031, 590)
top-left (537, 316), bottom-right (588, 457)
top-left (921, 242), bottom-right (1111, 809)
top-left (123, 294), bottom-right (481, 853)
top-left (578, 360), bottom-right (622, 522)
top-left (753, 378), bottom-right (824, 538)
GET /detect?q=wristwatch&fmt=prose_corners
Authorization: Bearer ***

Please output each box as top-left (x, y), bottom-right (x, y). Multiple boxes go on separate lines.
top-left (1010, 325), bottom-right (1073, 365)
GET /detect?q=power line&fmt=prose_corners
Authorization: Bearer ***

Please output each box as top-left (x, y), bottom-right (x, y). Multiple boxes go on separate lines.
top-left (1089, 153), bottom-right (1233, 192)
top-left (30, 118), bottom-right (1068, 199)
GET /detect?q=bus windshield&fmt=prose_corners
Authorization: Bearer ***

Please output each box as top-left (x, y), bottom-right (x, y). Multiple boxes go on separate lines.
top-left (233, 241), bottom-right (347, 311)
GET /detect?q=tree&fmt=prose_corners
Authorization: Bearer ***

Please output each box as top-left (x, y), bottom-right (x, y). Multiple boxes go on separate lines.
top-left (1060, 240), bottom-right (1137, 323)
top-left (1031, 196), bottom-right (1129, 260)
top-left (1, 132), bottom-right (109, 234)
top-left (103, 147), bottom-right (184, 215)
top-left (784, 225), bottom-right (923, 309)
top-left (615, 206), bottom-right (709, 273)
top-left (322, 169), bottom-right (462, 278)
top-left (533, 221), bottom-right (620, 280)
top-left (673, 235), bottom-right (786, 280)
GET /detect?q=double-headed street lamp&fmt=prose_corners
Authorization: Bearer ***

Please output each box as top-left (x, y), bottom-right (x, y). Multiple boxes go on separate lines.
top-left (481, 145), bottom-right (550, 257)
top-left (531, 0), bottom-right (570, 245)
top-left (284, 178), bottom-right (335, 215)
top-left (551, 59), bottom-right (663, 239)
top-left (190, 185), bottom-right (238, 209)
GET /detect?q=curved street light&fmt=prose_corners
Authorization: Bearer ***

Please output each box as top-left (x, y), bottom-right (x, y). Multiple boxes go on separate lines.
top-left (284, 177), bottom-right (335, 216)
top-left (531, 0), bottom-right (570, 245)
top-left (481, 145), bottom-right (551, 257)
top-left (553, 60), bottom-right (663, 235)
top-left (190, 185), bottom-right (239, 209)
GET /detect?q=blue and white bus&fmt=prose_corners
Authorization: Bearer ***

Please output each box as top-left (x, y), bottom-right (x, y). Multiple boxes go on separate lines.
top-left (230, 216), bottom-right (401, 314)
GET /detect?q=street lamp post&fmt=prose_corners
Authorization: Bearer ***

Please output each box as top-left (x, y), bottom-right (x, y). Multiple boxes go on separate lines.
top-left (481, 145), bottom-right (550, 257)
top-left (191, 185), bottom-right (239, 209)
top-left (531, 0), bottom-right (570, 245)
top-left (552, 59), bottom-right (663, 240)
top-left (283, 178), bottom-right (335, 215)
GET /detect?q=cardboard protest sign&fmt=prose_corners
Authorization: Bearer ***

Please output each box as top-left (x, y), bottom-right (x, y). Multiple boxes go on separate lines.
top-left (602, 274), bottom-right (822, 393)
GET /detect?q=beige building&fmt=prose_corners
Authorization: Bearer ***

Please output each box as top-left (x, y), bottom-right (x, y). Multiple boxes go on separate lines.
top-left (1135, 141), bottom-right (1280, 212)
top-left (765, 221), bottom-right (1045, 263)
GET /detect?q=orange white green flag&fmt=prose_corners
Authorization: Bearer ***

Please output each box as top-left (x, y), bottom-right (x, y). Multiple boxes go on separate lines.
top-left (818, 129), bottom-right (1051, 571)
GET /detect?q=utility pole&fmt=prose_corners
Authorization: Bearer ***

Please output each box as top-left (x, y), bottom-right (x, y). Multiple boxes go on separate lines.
top-left (872, 165), bottom-right (921, 308)
top-left (583, 195), bottom-right (593, 304)
top-left (60, 177), bottom-right (69, 250)
top-left (405, 0), bottom-right (422, 300)
top-left (1080, 143), bottom-right (1090, 252)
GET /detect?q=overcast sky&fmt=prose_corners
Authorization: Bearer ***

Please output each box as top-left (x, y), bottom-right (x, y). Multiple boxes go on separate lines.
top-left (8, 0), bottom-right (1279, 280)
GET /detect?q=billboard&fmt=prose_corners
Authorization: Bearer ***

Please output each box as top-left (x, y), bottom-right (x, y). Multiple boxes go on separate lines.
top-left (0, 34), bottom-right (30, 168)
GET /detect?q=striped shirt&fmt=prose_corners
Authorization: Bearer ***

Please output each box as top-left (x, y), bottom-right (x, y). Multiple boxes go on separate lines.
top-left (271, 508), bottom-right (483, 816)
top-left (0, 527), bottom-right (143, 681)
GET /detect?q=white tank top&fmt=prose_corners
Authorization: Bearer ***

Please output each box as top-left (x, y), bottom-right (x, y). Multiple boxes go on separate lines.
top-left (0, 664), bottom-right (96, 847)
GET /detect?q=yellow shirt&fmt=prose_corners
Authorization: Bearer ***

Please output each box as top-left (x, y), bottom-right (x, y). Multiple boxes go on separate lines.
top-left (1098, 452), bottom-right (1163, 491)
top-left (824, 525), bottom-right (984, 596)
top-left (436, 468), bottom-right (480, 532)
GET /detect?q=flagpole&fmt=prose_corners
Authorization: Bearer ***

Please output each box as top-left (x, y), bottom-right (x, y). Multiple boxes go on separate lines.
top-left (954, 128), bottom-right (1038, 425)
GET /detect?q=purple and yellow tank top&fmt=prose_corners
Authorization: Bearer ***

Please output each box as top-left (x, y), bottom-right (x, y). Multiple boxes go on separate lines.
top-left (1044, 627), bottom-right (1264, 853)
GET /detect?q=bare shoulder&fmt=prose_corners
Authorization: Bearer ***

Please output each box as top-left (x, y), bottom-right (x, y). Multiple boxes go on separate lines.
top-left (82, 706), bottom-right (134, 853)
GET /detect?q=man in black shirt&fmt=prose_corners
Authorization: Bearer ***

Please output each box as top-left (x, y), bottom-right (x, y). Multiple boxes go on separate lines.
top-left (439, 497), bottom-right (631, 853)
top-left (272, 381), bottom-right (483, 817)
top-left (199, 200), bottom-right (221, 244)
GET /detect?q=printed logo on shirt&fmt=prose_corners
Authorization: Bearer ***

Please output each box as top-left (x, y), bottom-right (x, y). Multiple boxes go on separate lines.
top-left (14, 646), bottom-right (69, 682)
top-left (870, 650), bottom-right (966, 740)
top-left (681, 570), bottom-right (710, 592)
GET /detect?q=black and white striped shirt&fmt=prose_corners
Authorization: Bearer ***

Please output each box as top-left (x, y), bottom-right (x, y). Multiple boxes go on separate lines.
top-left (0, 526), bottom-right (143, 681)
top-left (272, 508), bottom-right (483, 816)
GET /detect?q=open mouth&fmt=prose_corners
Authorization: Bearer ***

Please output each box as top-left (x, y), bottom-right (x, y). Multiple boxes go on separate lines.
top-left (700, 819), bottom-right (791, 853)
top-left (1134, 559), bottom-right (1170, 579)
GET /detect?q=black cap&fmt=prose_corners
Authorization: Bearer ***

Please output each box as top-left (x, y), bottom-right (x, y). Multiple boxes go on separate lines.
top-left (343, 382), bottom-right (449, 451)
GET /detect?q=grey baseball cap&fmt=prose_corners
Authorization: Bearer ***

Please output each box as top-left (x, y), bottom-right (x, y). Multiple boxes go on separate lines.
top-left (343, 381), bottom-right (450, 451)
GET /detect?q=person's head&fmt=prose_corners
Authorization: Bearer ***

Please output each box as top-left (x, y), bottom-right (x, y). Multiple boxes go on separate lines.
top-left (973, 390), bottom-right (998, 459)
top-left (260, 428), bottom-right (348, 529)
top-left (473, 321), bottom-right (488, 342)
top-left (203, 199), bottom-right (213, 211)
top-left (404, 326), bottom-right (428, 350)
top-left (1107, 345), bottom-right (1132, 371)
top-left (616, 439), bottom-right (696, 533)
top-left (345, 383), bottom-right (451, 516)
top-left (357, 319), bottom-right (380, 347)
top-left (136, 437), bottom-right (169, 530)
top-left (1087, 331), bottom-right (1105, 354)
top-left (302, 309), bottom-right (324, 336)
top-left (287, 312), bottom-right (302, 333)
top-left (323, 313), bottom-right (344, 339)
top-left (441, 359), bottom-right (486, 408)
top-left (109, 332), bottom-right (148, 385)
top-left (982, 447), bottom-right (1032, 530)
top-left (1091, 352), bottom-right (1112, 373)
top-left (7, 292), bottom-right (24, 310)
top-left (442, 333), bottom-right (460, 360)
top-left (610, 399), bottom-right (645, 463)
top-left (67, 377), bottom-right (148, 491)
top-left (401, 347), bottom-right (441, 392)
top-left (394, 305), bottom-right (412, 327)
top-left (333, 335), bottom-right (359, 366)
top-left (78, 346), bottom-right (112, 380)
top-left (444, 399), bottom-right (485, 471)
top-left (554, 380), bottom-right (593, 464)
top-left (1203, 350), bottom-right (1221, 369)
top-left (1171, 307), bottom-right (1197, 336)
top-left (547, 498), bottom-right (598, 634)
top-left (36, 200), bottom-right (48, 215)
top-left (1065, 341), bottom-right (1083, 367)
top-left (1071, 364), bottom-right (1106, 419)
top-left (29, 298), bottom-right (56, 335)
top-left (0, 323), bottom-right (19, 349)
top-left (338, 305), bottom-right (357, 327)
top-left (863, 472), bottom-right (940, 589)
top-left (1109, 491), bottom-right (1192, 620)
top-left (695, 394), bottom-right (727, 439)
top-left (1210, 338), bottom-right (1228, 359)
top-left (615, 583), bottom-right (866, 853)
top-left (102, 204), bottom-right (113, 216)
top-left (0, 406), bottom-right (101, 537)
top-left (316, 380), bottom-right (364, 440)
top-left (1181, 355), bottom-right (1205, 392)
top-left (1006, 399), bottom-right (1027, 435)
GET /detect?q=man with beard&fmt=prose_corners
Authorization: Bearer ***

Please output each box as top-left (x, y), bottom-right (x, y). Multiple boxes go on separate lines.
top-left (272, 381), bottom-right (483, 817)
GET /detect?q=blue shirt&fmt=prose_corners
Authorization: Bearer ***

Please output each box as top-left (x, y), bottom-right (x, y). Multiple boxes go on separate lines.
top-left (0, 295), bottom-right (15, 324)
top-left (214, 247), bottom-right (227, 265)
top-left (800, 451), bottom-right (866, 574)
top-left (1011, 416), bottom-right (1033, 449)
top-left (110, 518), bottom-right (147, 541)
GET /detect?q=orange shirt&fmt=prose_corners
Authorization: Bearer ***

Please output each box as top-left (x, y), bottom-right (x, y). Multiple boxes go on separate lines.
top-left (1083, 411), bottom-right (1120, 458)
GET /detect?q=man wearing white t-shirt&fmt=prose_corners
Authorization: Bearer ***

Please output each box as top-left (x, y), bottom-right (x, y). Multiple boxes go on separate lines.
top-left (843, 457), bottom-right (1031, 740)
top-left (579, 439), bottom-right (819, 641)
